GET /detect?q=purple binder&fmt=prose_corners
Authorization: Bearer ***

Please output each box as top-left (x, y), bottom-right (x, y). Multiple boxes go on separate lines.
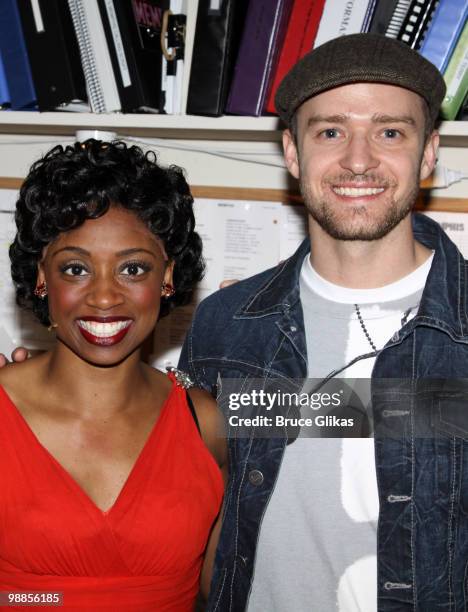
top-left (226, 0), bottom-right (293, 116)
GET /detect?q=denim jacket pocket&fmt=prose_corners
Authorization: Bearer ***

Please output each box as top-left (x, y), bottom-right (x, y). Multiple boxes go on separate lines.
top-left (432, 393), bottom-right (468, 439)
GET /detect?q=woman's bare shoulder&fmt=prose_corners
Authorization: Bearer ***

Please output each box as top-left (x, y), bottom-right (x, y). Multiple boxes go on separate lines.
top-left (142, 364), bottom-right (175, 396)
top-left (0, 353), bottom-right (47, 400)
top-left (188, 387), bottom-right (227, 469)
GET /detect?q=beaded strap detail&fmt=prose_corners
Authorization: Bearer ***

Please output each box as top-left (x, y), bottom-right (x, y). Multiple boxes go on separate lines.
top-left (166, 367), bottom-right (195, 389)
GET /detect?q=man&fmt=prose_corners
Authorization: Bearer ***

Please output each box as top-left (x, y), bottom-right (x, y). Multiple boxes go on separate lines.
top-left (178, 34), bottom-right (468, 611)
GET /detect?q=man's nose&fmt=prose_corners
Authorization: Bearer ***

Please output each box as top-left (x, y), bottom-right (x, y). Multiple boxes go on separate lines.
top-left (338, 134), bottom-right (380, 175)
top-left (85, 274), bottom-right (124, 310)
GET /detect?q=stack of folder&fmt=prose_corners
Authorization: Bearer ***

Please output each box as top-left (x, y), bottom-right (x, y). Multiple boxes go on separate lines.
top-left (0, 0), bottom-right (466, 121)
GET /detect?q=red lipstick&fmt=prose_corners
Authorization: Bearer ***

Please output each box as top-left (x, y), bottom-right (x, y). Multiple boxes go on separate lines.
top-left (76, 317), bottom-right (133, 347)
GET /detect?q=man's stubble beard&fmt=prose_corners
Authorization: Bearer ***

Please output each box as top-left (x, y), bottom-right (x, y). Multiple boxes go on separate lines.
top-left (299, 174), bottom-right (420, 242)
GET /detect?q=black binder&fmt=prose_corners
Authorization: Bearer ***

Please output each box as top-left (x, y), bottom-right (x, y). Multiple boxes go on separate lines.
top-left (367, 0), bottom-right (401, 34)
top-left (97, 0), bottom-right (170, 113)
top-left (16, 0), bottom-right (87, 111)
top-left (186, 0), bottom-right (248, 117)
top-left (397, 0), bottom-right (439, 50)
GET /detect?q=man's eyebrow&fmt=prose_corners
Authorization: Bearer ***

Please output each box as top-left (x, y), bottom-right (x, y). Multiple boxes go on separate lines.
top-left (51, 246), bottom-right (159, 258)
top-left (306, 114), bottom-right (347, 126)
top-left (372, 114), bottom-right (416, 126)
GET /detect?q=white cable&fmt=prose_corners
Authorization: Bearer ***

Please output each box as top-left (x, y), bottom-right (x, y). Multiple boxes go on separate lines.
top-left (123, 135), bottom-right (286, 168)
top-left (0, 138), bottom-right (75, 146)
top-left (430, 166), bottom-right (468, 188)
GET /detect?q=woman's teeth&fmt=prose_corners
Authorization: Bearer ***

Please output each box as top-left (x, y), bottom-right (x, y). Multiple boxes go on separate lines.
top-left (77, 320), bottom-right (131, 338)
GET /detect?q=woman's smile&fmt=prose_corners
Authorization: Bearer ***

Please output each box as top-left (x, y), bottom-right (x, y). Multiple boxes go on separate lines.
top-left (76, 317), bottom-right (133, 346)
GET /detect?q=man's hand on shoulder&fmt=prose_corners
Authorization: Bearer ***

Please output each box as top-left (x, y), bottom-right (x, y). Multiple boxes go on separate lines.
top-left (0, 347), bottom-right (29, 368)
top-left (219, 279), bottom-right (239, 289)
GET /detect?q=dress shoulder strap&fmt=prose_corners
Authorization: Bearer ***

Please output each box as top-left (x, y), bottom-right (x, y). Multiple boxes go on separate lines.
top-left (185, 391), bottom-right (201, 435)
top-left (166, 367), bottom-right (195, 389)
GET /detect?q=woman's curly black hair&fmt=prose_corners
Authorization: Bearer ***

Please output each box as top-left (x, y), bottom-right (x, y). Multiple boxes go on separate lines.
top-left (10, 139), bottom-right (204, 326)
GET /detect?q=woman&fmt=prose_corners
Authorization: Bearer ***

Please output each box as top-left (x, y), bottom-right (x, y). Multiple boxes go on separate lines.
top-left (0, 141), bottom-right (226, 611)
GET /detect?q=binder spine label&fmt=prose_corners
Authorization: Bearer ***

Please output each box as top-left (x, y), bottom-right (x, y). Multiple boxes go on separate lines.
top-left (104, 0), bottom-right (132, 88)
top-left (446, 47), bottom-right (468, 99)
top-left (315, 0), bottom-right (370, 46)
top-left (340, 1), bottom-right (357, 34)
top-left (30, 0), bottom-right (44, 33)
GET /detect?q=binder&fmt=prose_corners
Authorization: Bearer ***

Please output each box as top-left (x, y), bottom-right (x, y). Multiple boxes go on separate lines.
top-left (97, 0), bottom-right (170, 113)
top-left (314, 0), bottom-right (373, 47)
top-left (68, 0), bottom-right (121, 113)
top-left (226, 0), bottom-right (294, 116)
top-left (0, 0), bottom-right (36, 110)
top-left (367, 0), bottom-right (403, 35)
top-left (440, 20), bottom-right (468, 120)
top-left (187, 0), bottom-right (248, 116)
top-left (265, 0), bottom-right (326, 115)
top-left (377, 0), bottom-right (437, 44)
top-left (180, 0), bottom-right (199, 114)
top-left (0, 51), bottom-right (10, 109)
top-left (16, 0), bottom-right (87, 112)
top-left (396, 0), bottom-right (439, 49)
top-left (361, 0), bottom-right (379, 32)
top-left (419, 0), bottom-right (468, 73)
top-left (160, 0), bottom-right (187, 115)
top-left (456, 91), bottom-right (468, 121)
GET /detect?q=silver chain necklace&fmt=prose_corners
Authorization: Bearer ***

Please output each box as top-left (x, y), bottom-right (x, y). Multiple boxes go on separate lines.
top-left (354, 304), bottom-right (413, 352)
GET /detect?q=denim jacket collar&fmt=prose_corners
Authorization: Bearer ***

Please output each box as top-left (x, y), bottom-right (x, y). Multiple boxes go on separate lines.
top-left (235, 213), bottom-right (468, 341)
top-left (234, 238), bottom-right (309, 319)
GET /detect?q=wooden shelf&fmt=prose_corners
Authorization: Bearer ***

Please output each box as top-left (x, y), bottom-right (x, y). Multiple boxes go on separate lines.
top-left (0, 111), bottom-right (466, 144)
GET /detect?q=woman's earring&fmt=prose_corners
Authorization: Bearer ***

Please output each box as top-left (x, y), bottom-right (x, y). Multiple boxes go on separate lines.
top-left (48, 322), bottom-right (58, 333)
top-left (161, 282), bottom-right (175, 298)
top-left (34, 281), bottom-right (48, 299)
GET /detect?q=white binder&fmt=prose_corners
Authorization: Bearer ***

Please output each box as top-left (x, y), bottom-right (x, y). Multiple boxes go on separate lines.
top-left (68, 0), bottom-right (121, 113)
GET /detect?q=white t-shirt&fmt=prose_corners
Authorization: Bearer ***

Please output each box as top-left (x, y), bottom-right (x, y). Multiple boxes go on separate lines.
top-left (247, 253), bottom-right (433, 612)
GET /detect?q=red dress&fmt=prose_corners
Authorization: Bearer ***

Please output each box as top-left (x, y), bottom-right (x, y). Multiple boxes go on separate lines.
top-left (0, 373), bottom-right (223, 611)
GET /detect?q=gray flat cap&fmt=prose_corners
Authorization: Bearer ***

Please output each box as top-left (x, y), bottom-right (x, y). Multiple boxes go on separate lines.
top-left (275, 33), bottom-right (446, 127)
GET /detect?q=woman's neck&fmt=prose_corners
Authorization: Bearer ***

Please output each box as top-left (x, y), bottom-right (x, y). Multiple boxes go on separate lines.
top-left (40, 343), bottom-right (152, 419)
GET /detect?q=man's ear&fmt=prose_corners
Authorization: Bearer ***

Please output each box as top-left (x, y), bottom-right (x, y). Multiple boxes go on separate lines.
top-left (283, 129), bottom-right (300, 180)
top-left (419, 130), bottom-right (439, 181)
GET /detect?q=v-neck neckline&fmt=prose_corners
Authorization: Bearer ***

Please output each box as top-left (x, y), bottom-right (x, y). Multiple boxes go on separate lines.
top-left (0, 377), bottom-right (176, 516)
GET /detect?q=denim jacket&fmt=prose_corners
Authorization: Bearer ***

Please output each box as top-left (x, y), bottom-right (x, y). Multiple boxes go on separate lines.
top-left (179, 213), bottom-right (468, 612)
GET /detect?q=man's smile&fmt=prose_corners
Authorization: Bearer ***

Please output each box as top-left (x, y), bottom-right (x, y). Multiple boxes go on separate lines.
top-left (332, 186), bottom-right (386, 198)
